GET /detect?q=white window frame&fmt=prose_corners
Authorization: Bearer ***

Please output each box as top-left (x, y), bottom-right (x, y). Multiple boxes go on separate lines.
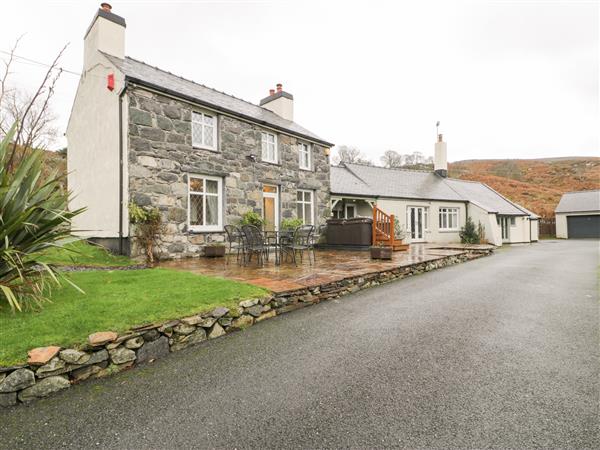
top-left (405, 207), bottom-right (429, 231)
top-left (261, 132), bottom-right (278, 164)
top-left (345, 203), bottom-right (356, 219)
top-left (297, 189), bottom-right (314, 225)
top-left (192, 111), bottom-right (218, 151)
top-left (188, 174), bottom-right (223, 232)
top-left (510, 217), bottom-right (516, 226)
top-left (438, 207), bottom-right (460, 231)
top-left (298, 142), bottom-right (311, 171)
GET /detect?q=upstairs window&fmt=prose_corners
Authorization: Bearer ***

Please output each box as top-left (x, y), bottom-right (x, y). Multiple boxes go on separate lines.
top-left (192, 111), bottom-right (217, 150)
top-left (298, 142), bottom-right (311, 170)
top-left (439, 207), bottom-right (459, 231)
top-left (261, 132), bottom-right (278, 163)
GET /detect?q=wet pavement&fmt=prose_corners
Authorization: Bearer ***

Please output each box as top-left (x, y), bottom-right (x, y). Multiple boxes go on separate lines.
top-left (159, 244), bottom-right (490, 293)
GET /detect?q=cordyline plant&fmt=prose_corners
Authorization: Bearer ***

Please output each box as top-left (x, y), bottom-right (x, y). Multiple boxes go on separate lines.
top-left (0, 124), bottom-right (84, 311)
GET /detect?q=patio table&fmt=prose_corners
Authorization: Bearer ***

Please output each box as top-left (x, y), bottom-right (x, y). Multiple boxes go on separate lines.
top-left (263, 230), bottom-right (294, 265)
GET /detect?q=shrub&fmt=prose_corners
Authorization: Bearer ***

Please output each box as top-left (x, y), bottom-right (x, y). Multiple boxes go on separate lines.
top-left (129, 202), bottom-right (164, 264)
top-left (0, 124), bottom-right (84, 311)
top-left (394, 221), bottom-right (408, 241)
top-left (280, 218), bottom-right (304, 230)
top-left (459, 216), bottom-right (479, 244)
top-left (238, 211), bottom-right (264, 228)
top-left (477, 221), bottom-right (486, 244)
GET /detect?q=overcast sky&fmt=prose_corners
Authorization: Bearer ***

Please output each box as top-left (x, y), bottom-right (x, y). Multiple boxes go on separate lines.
top-left (2, 0), bottom-right (598, 162)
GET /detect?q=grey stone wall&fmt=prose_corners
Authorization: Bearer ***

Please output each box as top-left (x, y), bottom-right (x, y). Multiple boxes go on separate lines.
top-left (126, 87), bottom-right (331, 259)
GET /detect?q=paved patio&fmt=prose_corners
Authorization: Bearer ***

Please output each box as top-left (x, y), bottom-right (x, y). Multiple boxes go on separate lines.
top-left (160, 244), bottom-right (494, 294)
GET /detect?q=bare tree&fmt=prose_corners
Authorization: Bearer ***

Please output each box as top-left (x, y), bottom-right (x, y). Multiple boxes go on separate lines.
top-left (0, 39), bottom-right (67, 171)
top-left (380, 150), bottom-right (404, 168)
top-left (332, 145), bottom-right (372, 166)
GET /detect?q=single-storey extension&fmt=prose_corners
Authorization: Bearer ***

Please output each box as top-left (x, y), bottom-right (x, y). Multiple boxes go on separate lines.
top-left (331, 136), bottom-right (539, 246)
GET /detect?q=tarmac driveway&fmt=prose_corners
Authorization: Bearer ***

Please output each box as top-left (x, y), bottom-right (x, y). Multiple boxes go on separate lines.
top-left (1, 240), bottom-right (598, 449)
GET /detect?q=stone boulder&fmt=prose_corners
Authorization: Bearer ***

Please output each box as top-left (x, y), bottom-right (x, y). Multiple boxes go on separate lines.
top-left (230, 315), bottom-right (254, 330)
top-left (18, 376), bottom-right (70, 403)
top-left (59, 349), bottom-right (91, 365)
top-left (109, 347), bottom-right (136, 365)
top-left (136, 336), bottom-right (169, 364)
top-left (210, 307), bottom-right (229, 318)
top-left (170, 328), bottom-right (207, 352)
top-left (0, 369), bottom-right (35, 393)
top-left (208, 323), bottom-right (226, 339)
top-left (124, 336), bottom-right (145, 350)
top-left (88, 331), bottom-right (118, 346)
top-left (27, 346), bottom-right (61, 366)
top-left (36, 357), bottom-right (68, 378)
top-left (239, 298), bottom-right (259, 308)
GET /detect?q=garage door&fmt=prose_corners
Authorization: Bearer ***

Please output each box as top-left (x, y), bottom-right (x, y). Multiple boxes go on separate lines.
top-left (567, 215), bottom-right (600, 238)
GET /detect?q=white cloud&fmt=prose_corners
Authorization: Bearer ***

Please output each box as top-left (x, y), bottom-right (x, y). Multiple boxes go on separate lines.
top-left (1, 0), bottom-right (597, 160)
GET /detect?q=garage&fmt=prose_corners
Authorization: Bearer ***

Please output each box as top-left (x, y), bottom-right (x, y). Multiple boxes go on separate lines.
top-left (566, 215), bottom-right (600, 238)
top-left (555, 190), bottom-right (600, 239)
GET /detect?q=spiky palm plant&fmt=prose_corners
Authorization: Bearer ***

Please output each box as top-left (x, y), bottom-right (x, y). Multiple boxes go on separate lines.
top-left (0, 124), bottom-right (84, 311)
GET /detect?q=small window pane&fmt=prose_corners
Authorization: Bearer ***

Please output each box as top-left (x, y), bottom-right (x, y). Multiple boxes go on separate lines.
top-left (297, 191), bottom-right (303, 201)
top-left (297, 204), bottom-right (303, 219)
top-left (204, 125), bottom-right (214, 147)
top-left (263, 185), bottom-right (277, 193)
top-left (304, 204), bottom-right (311, 224)
top-left (192, 121), bottom-right (203, 146)
top-left (206, 195), bottom-right (219, 225)
top-left (206, 179), bottom-right (218, 194)
top-left (190, 178), bottom-right (203, 192)
top-left (204, 114), bottom-right (214, 125)
top-left (190, 194), bottom-right (204, 225)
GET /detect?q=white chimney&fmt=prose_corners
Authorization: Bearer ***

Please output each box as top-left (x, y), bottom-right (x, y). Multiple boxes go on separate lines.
top-left (84, 3), bottom-right (126, 70)
top-left (259, 83), bottom-right (294, 121)
top-left (434, 133), bottom-right (448, 177)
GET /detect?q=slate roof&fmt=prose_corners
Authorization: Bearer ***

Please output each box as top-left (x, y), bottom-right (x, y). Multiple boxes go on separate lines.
top-left (555, 190), bottom-right (600, 213)
top-left (444, 178), bottom-right (531, 216)
top-left (104, 54), bottom-right (333, 147)
top-left (332, 163), bottom-right (535, 216)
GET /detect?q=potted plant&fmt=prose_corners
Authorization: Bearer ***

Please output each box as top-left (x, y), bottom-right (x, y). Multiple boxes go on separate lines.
top-left (204, 242), bottom-right (226, 257)
top-left (280, 218), bottom-right (304, 230)
top-left (370, 243), bottom-right (392, 259)
top-left (238, 211), bottom-right (265, 229)
top-left (394, 222), bottom-right (410, 251)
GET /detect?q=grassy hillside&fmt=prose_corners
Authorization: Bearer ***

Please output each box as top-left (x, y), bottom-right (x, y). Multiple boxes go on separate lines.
top-left (449, 158), bottom-right (600, 217)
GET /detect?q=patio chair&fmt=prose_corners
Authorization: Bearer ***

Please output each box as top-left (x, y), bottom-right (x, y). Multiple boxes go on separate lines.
top-left (224, 225), bottom-right (244, 264)
top-left (284, 225), bottom-right (315, 266)
top-left (241, 225), bottom-right (268, 266)
top-left (310, 224), bottom-right (326, 262)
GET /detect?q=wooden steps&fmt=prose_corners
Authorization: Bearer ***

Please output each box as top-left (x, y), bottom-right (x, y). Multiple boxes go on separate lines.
top-left (372, 206), bottom-right (408, 251)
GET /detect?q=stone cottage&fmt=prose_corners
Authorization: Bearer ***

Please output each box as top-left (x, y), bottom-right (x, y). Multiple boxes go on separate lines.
top-left (67, 4), bottom-right (333, 258)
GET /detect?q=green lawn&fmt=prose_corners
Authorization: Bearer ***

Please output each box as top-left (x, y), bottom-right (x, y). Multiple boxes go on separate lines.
top-left (35, 240), bottom-right (136, 267)
top-left (0, 269), bottom-right (266, 366)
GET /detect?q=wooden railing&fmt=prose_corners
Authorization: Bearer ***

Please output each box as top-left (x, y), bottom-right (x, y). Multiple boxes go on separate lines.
top-left (372, 206), bottom-right (396, 247)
